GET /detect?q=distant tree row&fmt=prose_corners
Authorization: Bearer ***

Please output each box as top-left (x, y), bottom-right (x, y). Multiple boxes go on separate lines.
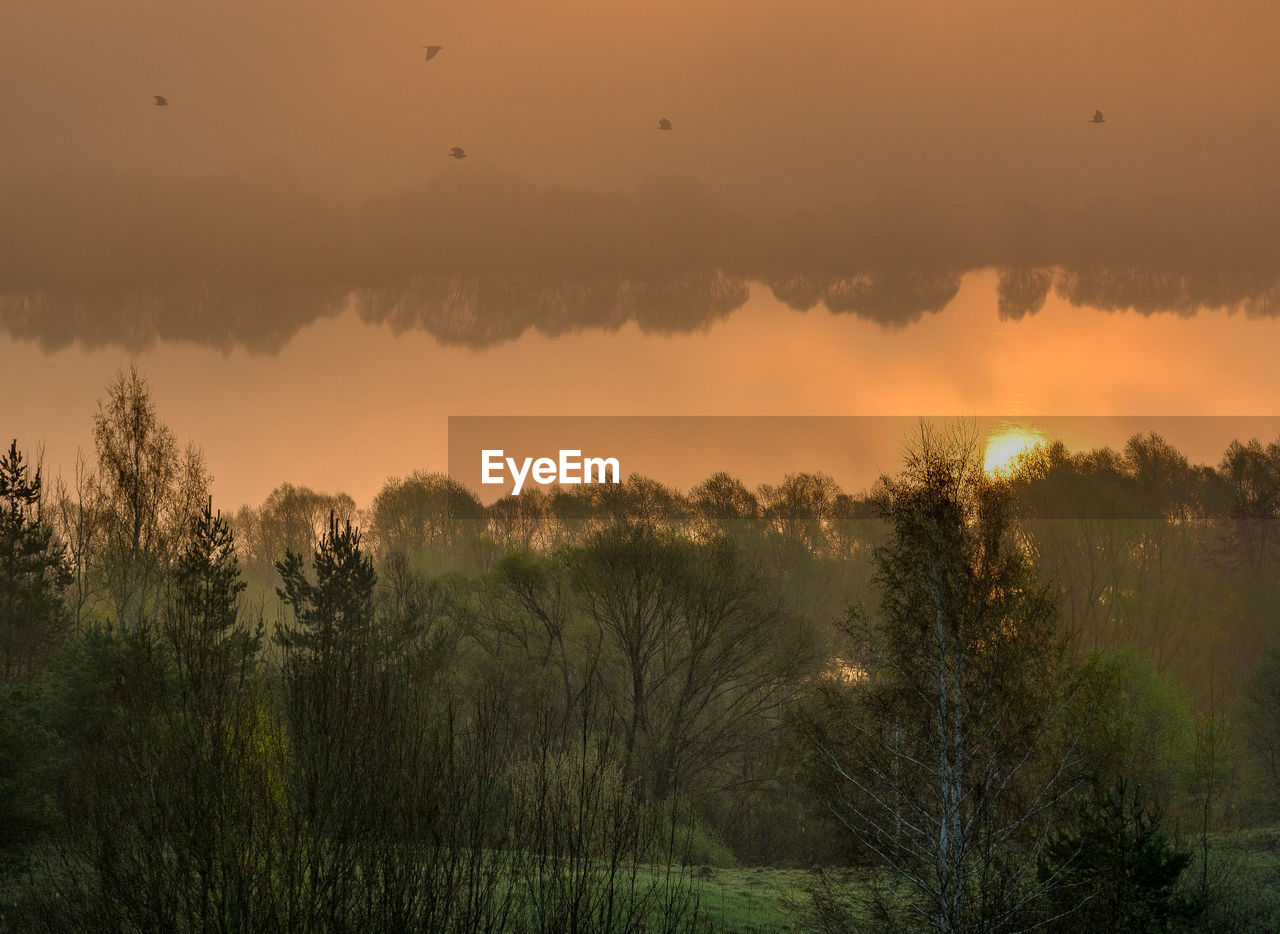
top-left (223, 430), bottom-right (1280, 579)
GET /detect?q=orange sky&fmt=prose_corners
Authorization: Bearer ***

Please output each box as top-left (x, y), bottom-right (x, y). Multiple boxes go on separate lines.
top-left (6, 271), bottom-right (1280, 510)
top-left (4, 0), bottom-right (1279, 207)
top-left (4, 1), bottom-right (1280, 510)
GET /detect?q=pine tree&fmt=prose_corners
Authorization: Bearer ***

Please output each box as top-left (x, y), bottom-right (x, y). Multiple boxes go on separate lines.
top-left (1039, 780), bottom-right (1196, 931)
top-left (274, 511), bottom-right (378, 859)
top-left (0, 441), bottom-right (67, 868)
top-left (0, 439), bottom-right (72, 682)
top-left (275, 511), bottom-right (376, 666)
top-left (166, 498), bottom-right (261, 696)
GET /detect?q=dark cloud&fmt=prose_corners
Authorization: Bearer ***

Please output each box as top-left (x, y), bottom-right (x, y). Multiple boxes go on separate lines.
top-left (4, 167), bottom-right (1280, 352)
top-left (4, 0), bottom-right (1280, 350)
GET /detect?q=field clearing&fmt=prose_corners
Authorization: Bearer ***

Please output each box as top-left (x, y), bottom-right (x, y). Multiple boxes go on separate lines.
top-left (689, 867), bottom-right (810, 933)
top-left (686, 828), bottom-right (1280, 933)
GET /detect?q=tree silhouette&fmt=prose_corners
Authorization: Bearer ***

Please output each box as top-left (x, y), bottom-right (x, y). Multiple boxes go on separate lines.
top-left (275, 512), bottom-right (376, 665)
top-left (0, 439), bottom-right (72, 681)
top-left (807, 422), bottom-right (1078, 932)
top-left (90, 367), bottom-right (209, 624)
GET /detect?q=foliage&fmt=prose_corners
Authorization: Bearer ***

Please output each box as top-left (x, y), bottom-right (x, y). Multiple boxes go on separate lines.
top-left (0, 440), bottom-right (72, 681)
top-left (16, 373), bottom-right (1280, 929)
top-left (1070, 650), bottom-right (1196, 814)
top-left (87, 367), bottom-right (210, 624)
top-left (274, 512), bottom-right (376, 664)
top-left (805, 421), bottom-right (1076, 933)
top-left (1039, 780), bottom-right (1197, 932)
top-left (0, 684), bottom-right (58, 877)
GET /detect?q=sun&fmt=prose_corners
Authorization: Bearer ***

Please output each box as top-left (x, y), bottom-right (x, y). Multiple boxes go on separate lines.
top-left (983, 426), bottom-right (1045, 476)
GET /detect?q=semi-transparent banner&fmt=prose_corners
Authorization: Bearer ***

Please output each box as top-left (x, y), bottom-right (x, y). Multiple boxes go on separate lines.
top-left (448, 414), bottom-right (1280, 514)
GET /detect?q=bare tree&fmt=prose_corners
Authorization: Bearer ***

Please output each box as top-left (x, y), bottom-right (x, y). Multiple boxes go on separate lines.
top-left (52, 449), bottom-right (103, 627)
top-left (568, 524), bottom-right (810, 802)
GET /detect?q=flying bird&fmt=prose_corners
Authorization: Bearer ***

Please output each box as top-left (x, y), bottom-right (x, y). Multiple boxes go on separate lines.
top-left (1090, 109), bottom-right (1105, 123)
top-left (657, 117), bottom-right (673, 131)
top-left (449, 146), bottom-right (467, 159)
top-left (422, 45), bottom-right (443, 61)
top-left (154, 95), bottom-right (168, 107)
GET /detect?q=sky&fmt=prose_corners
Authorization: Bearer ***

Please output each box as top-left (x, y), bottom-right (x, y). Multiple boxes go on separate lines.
top-left (6, 0), bottom-right (1279, 205)
top-left (3, 0), bottom-right (1280, 510)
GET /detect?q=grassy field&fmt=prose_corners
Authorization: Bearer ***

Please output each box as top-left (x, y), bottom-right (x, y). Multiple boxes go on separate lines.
top-left (1191, 826), bottom-right (1280, 931)
top-left (689, 866), bottom-right (821, 933)
top-left (688, 827), bottom-right (1280, 933)
top-left (10, 831), bottom-right (1280, 932)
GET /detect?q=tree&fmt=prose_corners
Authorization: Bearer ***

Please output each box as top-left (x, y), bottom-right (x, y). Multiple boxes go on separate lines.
top-left (0, 681), bottom-right (58, 877)
top-left (1121, 432), bottom-right (1203, 520)
top-left (688, 471), bottom-right (759, 543)
top-left (480, 548), bottom-right (589, 735)
top-left (568, 524), bottom-right (808, 802)
top-left (0, 439), bottom-right (72, 682)
top-left (275, 512), bottom-right (377, 666)
top-left (236, 482), bottom-right (357, 583)
top-left (89, 367), bottom-right (210, 624)
top-left (1069, 650), bottom-right (1194, 818)
top-left (1039, 780), bottom-right (1195, 932)
top-left (273, 510), bottom-right (380, 876)
top-left (758, 471), bottom-right (841, 555)
top-left (1243, 648), bottom-right (1280, 818)
top-left (166, 498), bottom-right (262, 695)
top-left (368, 472), bottom-right (485, 558)
top-left (151, 500), bottom-right (272, 933)
top-left (487, 487), bottom-right (555, 552)
top-left (42, 503), bottom-right (276, 932)
top-left (51, 449), bottom-right (102, 627)
top-left (0, 439), bottom-right (68, 872)
top-left (1218, 438), bottom-right (1280, 571)
top-left (806, 422), bottom-right (1079, 932)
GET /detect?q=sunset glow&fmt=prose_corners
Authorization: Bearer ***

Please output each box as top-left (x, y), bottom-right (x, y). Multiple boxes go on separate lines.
top-left (983, 426), bottom-right (1046, 476)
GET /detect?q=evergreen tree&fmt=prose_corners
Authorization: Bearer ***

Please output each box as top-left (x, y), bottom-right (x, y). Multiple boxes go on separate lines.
top-left (0, 439), bottom-right (72, 682)
top-left (1039, 780), bottom-right (1196, 932)
top-left (275, 512), bottom-right (376, 666)
top-left (166, 498), bottom-right (262, 697)
top-left (274, 511), bottom-right (379, 886)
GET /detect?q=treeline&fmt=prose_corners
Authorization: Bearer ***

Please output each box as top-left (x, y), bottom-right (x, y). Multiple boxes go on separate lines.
top-left (6, 370), bottom-right (1280, 931)
top-left (233, 424), bottom-right (1280, 705)
top-left (233, 430), bottom-right (1280, 573)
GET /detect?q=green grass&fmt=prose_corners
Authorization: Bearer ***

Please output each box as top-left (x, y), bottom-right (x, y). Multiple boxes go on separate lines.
top-left (683, 827), bottom-right (1280, 933)
top-left (1190, 826), bottom-right (1280, 931)
top-left (688, 866), bottom-right (830, 933)
top-left (17, 830), bottom-right (1280, 932)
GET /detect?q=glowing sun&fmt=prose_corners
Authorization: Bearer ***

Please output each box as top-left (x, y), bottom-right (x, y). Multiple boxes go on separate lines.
top-left (983, 426), bottom-right (1045, 476)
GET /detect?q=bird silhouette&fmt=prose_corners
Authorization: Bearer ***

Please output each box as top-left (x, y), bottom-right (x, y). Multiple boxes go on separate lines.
top-left (154, 95), bottom-right (168, 107)
top-left (1090, 109), bottom-right (1105, 123)
top-left (657, 117), bottom-right (673, 131)
top-left (422, 45), bottom-right (443, 61)
top-left (449, 147), bottom-right (467, 159)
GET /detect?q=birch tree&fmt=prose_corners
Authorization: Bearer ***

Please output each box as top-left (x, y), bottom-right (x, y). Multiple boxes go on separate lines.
top-left (90, 367), bottom-right (210, 624)
top-left (808, 422), bottom-right (1081, 933)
